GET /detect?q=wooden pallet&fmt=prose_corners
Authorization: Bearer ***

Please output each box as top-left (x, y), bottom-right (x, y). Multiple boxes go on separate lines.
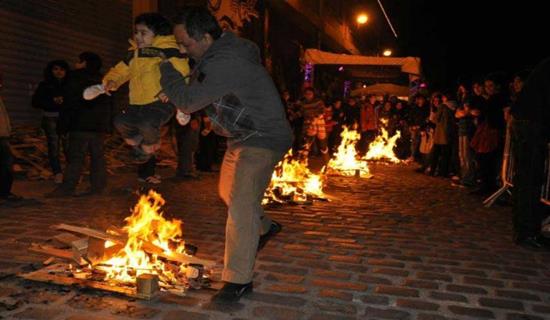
top-left (19, 263), bottom-right (144, 299)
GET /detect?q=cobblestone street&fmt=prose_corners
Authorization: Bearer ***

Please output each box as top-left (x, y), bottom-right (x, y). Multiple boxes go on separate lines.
top-left (0, 164), bottom-right (549, 320)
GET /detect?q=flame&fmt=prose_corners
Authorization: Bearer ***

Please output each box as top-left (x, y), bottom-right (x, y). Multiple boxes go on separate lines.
top-left (102, 190), bottom-right (188, 285)
top-left (327, 127), bottom-right (371, 177)
top-left (364, 126), bottom-right (402, 163)
top-left (263, 151), bottom-right (325, 204)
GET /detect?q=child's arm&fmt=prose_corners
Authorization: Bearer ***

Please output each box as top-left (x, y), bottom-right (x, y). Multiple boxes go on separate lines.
top-left (103, 59), bottom-right (131, 92)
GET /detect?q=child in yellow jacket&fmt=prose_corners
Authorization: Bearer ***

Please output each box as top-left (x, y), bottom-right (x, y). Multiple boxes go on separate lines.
top-left (103, 13), bottom-right (189, 164)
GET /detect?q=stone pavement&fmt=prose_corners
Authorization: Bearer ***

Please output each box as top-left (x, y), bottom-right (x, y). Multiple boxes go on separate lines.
top-left (0, 163), bottom-right (549, 320)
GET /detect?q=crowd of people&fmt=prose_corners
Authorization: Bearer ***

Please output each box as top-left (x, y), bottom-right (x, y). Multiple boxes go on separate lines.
top-left (283, 75), bottom-right (526, 198)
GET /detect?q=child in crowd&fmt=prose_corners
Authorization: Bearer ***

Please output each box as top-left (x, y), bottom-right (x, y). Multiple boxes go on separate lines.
top-left (31, 60), bottom-right (70, 183)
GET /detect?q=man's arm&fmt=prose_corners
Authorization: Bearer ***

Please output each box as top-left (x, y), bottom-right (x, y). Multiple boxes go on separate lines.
top-left (160, 57), bottom-right (240, 114)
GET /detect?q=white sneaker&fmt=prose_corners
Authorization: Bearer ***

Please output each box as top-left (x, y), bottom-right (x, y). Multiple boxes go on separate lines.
top-left (138, 175), bottom-right (161, 184)
top-left (54, 173), bottom-right (63, 184)
top-left (83, 84), bottom-right (106, 100)
top-left (176, 110), bottom-right (191, 126)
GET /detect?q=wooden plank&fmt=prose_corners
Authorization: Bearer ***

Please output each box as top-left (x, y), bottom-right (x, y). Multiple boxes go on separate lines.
top-left (19, 264), bottom-right (141, 299)
top-left (157, 251), bottom-right (216, 268)
top-left (52, 233), bottom-right (82, 247)
top-left (29, 244), bottom-right (85, 265)
top-left (53, 224), bottom-right (216, 268)
top-left (10, 148), bottom-right (52, 175)
top-left (52, 224), bottom-right (126, 243)
top-left (71, 238), bottom-right (89, 254)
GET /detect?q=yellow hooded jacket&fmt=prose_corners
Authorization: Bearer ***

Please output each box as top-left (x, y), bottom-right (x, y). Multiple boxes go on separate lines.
top-left (103, 35), bottom-right (189, 106)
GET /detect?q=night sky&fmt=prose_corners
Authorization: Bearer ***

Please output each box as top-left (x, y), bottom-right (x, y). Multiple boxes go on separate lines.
top-left (361, 0), bottom-right (547, 90)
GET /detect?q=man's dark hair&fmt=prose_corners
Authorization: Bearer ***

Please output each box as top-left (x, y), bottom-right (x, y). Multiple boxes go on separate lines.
top-left (173, 6), bottom-right (223, 41)
top-left (135, 13), bottom-right (172, 36)
top-left (79, 52), bottom-right (102, 73)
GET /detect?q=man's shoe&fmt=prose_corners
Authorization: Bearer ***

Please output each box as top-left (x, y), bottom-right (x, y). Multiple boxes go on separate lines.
top-left (258, 221), bottom-right (282, 252)
top-left (211, 282), bottom-right (252, 303)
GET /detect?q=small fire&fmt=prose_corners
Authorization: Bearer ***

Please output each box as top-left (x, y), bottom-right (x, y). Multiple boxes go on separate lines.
top-left (364, 126), bottom-right (401, 163)
top-left (327, 127), bottom-right (371, 177)
top-left (263, 151), bottom-right (325, 204)
top-left (102, 191), bottom-right (188, 285)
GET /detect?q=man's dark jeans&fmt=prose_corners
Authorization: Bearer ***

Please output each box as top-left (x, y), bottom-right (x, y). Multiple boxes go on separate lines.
top-left (175, 122), bottom-right (199, 175)
top-left (41, 116), bottom-right (67, 174)
top-left (62, 132), bottom-right (106, 192)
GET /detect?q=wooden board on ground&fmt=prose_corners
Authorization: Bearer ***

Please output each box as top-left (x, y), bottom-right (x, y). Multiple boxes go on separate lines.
top-left (52, 233), bottom-right (82, 247)
top-left (29, 243), bottom-right (85, 266)
top-left (19, 263), bottom-right (144, 299)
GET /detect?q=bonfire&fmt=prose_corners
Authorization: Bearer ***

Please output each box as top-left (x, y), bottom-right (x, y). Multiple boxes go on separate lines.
top-left (364, 125), bottom-right (402, 163)
top-left (25, 190), bottom-right (216, 298)
top-left (263, 151), bottom-right (326, 204)
top-left (100, 191), bottom-right (192, 287)
top-left (327, 127), bottom-right (371, 178)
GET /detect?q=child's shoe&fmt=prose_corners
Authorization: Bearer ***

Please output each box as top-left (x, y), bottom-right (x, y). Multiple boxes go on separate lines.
top-left (132, 147), bottom-right (152, 164)
top-left (83, 84), bottom-right (106, 100)
top-left (138, 175), bottom-right (161, 184)
top-left (175, 110), bottom-right (191, 126)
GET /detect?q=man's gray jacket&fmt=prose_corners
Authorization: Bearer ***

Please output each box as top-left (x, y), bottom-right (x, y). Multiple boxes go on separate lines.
top-left (160, 32), bottom-right (292, 152)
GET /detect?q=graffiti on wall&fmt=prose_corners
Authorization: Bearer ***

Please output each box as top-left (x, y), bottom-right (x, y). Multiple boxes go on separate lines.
top-left (207, 0), bottom-right (259, 32)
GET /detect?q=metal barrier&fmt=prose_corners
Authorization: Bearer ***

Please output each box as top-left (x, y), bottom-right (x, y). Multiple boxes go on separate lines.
top-left (483, 121), bottom-right (514, 207)
top-left (483, 120), bottom-right (550, 208)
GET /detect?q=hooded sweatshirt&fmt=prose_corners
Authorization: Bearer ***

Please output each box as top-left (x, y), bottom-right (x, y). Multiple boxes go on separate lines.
top-left (103, 35), bottom-right (189, 106)
top-left (160, 32), bottom-right (292, 153)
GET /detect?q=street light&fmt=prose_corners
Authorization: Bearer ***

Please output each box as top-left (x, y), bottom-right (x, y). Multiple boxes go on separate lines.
top-left (356, 13), bottom-right (368, 25)
top-left (383, 49), bottom-right (392, 57)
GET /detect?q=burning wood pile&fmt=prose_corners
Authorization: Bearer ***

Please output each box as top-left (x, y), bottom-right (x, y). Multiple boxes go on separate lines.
top-left (363, 126), bottom-right (402, 163)
top-left (22, 190), bottom-right (217, 299)
top-left (263, 151), bottom-right (326, 205)
top-left (327, 127), bottom-right (372, 178)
